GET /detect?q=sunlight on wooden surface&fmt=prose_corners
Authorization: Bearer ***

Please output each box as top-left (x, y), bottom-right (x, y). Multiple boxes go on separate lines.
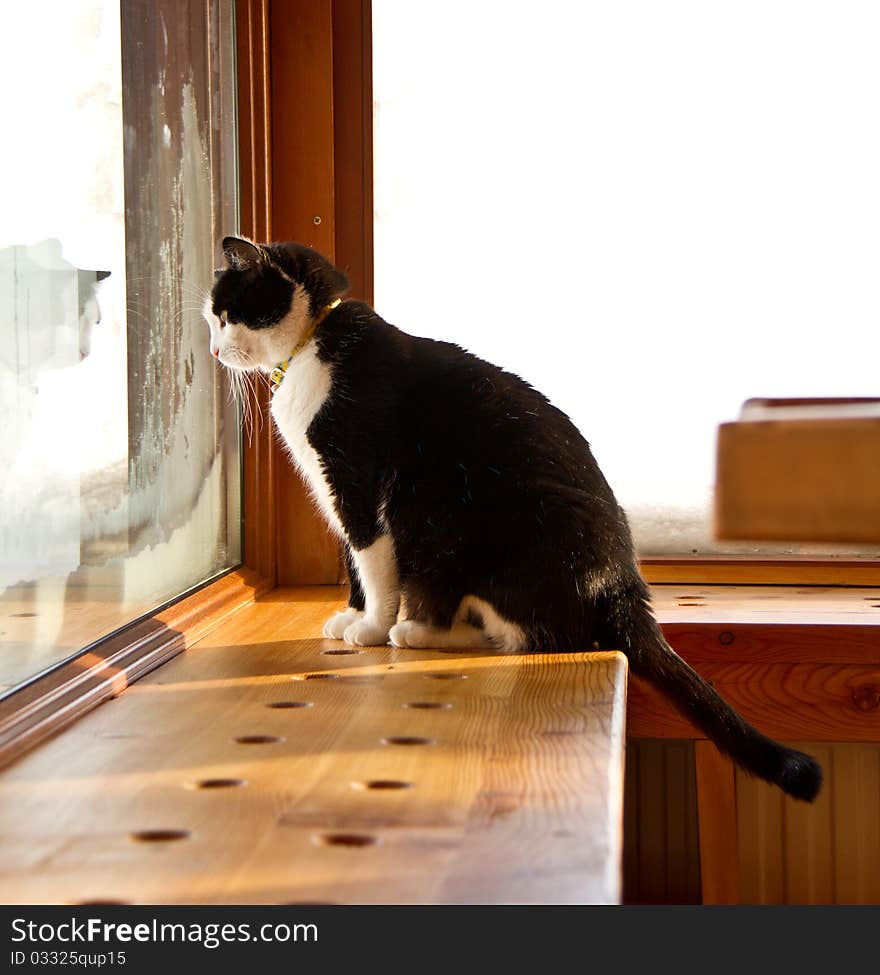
top-left (0, 587), bottom-right (627, 905)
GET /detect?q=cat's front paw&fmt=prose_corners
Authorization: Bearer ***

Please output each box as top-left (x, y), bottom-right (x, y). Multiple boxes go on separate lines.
top-left (323, 608), bottom-right (363, 639)
top-left (389, 620), bottom-right (433, 649)
top-left (343, 618), bottom-right (391, 647)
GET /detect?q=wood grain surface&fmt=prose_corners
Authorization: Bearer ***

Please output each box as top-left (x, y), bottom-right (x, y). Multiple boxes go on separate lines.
top-left (736, 741), bottom-right (880, 904)
top-left (694, 741), bottom-right (739, 904)
top-left (0, 588), bottom-right (627, 905)
top-left (641, 559), bottom-right (880, 587)
top-left (628, 584), bottom-right (880, 741)
top-left (627, 662), bottom-right (880, 741)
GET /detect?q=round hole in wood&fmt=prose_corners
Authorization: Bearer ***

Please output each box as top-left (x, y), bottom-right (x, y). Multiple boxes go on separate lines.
top-left (425, 673), bottom-right (468, 681)
top-left (321, 648), bottom-right (364, 656)
top-left (353, 779), bottom-right (413, 791)
top-left (267, 701), bottom-right (312, 709)
top-left (677, 595), bottom-right (705, 600)
top-left (10, 612), bottom-right (38, 618)
top-left (196, 778), bottom-right (246, 790)
top-left (677, 602), bottom-right (703, 607)
top-left (315, 833), bottom-right (379, 848)
top-left (130, 829), bottom-right (189, 843)
top-left (235, 734), bottom-right (285, 745)
top-left (872, 604), bottom-right (880, 609)
top-left (381, 735), bottom-right (434, 747)
top-left (295, 673), bottom-right (340, 681)
top-left (404, 701), bottom-right (452, 710)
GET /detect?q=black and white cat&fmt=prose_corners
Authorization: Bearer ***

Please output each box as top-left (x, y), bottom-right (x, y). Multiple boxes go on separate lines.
top-left (206, 235), bottom-right (822, 802)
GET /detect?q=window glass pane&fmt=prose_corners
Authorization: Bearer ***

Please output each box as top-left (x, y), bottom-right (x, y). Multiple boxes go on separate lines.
top-left (373, 0), bottom-right (880, 559)
top-left (0, 0), bottom-right (240, 694)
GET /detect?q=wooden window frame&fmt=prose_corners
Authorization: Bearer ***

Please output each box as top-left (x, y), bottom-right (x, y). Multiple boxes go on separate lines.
top-left (0, 0), bottom-right (372, 767)
top-left (239, 0), bottom-right (374, 590)
top-left (640, 557), bottom-right (880, 587)
top-left (2, 0), bottom-right (878, 779)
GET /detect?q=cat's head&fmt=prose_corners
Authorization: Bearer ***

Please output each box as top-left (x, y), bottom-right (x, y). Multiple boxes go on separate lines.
top-left (204, 236), bottom-right (349, 371)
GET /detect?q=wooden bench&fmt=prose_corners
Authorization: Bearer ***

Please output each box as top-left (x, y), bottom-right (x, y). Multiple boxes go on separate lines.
top-left (6, 579), bottom-right (876, 904)
top-left (0, 587), bottom-right (627, 905)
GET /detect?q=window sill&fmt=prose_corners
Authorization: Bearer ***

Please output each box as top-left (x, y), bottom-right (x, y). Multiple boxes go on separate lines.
top-left (0, 568), bottom-right (269, 770)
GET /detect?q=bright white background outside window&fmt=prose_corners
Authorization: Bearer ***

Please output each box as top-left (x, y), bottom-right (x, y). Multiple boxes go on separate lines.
top-left (373, 0), bottom-right (880, 554)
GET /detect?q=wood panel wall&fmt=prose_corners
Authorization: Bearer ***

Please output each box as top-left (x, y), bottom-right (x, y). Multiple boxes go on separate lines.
top-left (625, 739), bottom-right (880, 904)
top-left (623, 739), bottom-right (701, 904)
top-left (737, 742), bottom-right (880, 903)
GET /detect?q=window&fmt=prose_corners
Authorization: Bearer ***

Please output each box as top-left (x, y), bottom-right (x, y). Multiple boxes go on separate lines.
top-left (373, 0), bottom-right (880, 560)
top-left (0, 0), bottom-right (240, 693)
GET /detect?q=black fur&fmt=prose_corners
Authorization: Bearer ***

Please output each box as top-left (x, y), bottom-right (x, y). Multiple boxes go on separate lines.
top-left (212, 239), bottom-right (823, 803)
top-left (213, 238), bottom-right (349, 327)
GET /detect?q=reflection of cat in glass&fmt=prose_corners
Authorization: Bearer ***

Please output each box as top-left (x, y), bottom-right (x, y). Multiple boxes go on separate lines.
top-left (0, 238), bottom-right (109, 382)
top-left (0, 239), bottom-right (111, 588)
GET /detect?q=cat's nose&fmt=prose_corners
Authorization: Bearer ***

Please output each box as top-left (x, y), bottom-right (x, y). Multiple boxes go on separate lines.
top-left (212, 347), bottom-right (219, 358)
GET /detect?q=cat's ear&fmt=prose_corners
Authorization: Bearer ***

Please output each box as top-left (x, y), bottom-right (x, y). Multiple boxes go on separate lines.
top-left (222, 236), bottom-right (263, 271)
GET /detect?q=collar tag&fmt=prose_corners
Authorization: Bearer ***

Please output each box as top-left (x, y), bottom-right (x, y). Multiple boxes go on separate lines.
top-left (270, 298), bottom-right (341, 393)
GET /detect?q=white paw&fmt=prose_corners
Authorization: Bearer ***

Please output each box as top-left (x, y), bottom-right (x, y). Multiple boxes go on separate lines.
top-left (323, 608), bottom-right (363, 639)
top-left (389, 619), bottom-right (434, 649)
top-left (343, 618), bottom-right (391, 647)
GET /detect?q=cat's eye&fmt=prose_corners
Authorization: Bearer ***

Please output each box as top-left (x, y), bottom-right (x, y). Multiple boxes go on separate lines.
top-left (219, 314), bottom-right (228, 329)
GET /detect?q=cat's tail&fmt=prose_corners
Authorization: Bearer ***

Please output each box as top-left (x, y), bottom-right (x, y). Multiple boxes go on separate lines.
top-left (600, 579), bottom-right (822, 801)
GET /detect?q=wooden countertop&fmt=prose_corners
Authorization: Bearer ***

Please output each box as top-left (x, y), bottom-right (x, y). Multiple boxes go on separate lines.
top-left (0, 587), bottom-right (628, 905)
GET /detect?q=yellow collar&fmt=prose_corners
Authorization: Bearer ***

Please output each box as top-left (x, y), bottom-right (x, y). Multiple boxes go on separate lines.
top-left (269, 298), bottom-right (342, 391)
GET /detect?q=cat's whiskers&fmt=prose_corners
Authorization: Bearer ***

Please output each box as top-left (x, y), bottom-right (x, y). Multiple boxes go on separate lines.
top-left (239, 372), bottom-right (255, 443)
top-left (229, 368), bottom-right (253, 443)
top-left (235, 351), bottom-right (268, 436)
top-left (243, 372), bottom-right (264, 437)
top-left (245, 360), bottom-right (272, 394)
top-left (124, 305), bottom-right (155, 331)
top-left (217, 350), bottom-right (266, 442)
top-left (123, 279), bottom-right (209, 311)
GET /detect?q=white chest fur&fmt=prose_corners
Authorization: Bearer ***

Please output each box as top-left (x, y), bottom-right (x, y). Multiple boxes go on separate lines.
top-left (269, 345), bottom-right (344, 537)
